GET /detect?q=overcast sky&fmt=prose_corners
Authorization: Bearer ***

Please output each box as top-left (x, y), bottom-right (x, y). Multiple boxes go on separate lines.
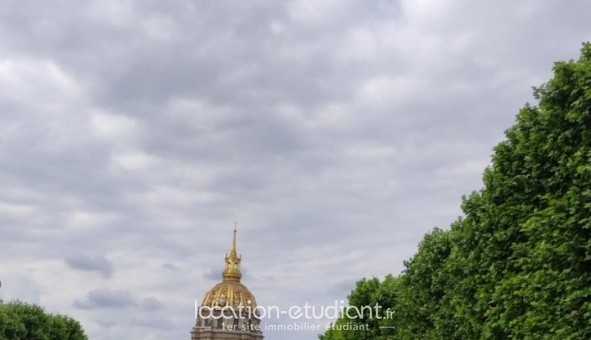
top-left (1, 0), bottom-right (591, 339)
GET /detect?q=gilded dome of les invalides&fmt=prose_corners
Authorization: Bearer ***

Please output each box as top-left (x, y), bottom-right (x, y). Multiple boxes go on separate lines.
top-left (191, 227), bottom-right (264, 340)
top-left (201, 228), bottom-right (258, 309)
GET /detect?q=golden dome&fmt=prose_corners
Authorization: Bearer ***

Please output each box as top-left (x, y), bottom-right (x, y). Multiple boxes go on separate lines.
top-left (202, 281), bottom-right (258, 309)
top-left (201, 227), bottom-right (258, 309)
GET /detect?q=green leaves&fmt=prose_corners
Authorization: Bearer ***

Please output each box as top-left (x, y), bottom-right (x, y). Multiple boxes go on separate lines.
top-left (0, 301), bottom-right (87, 340)
top-left (320, 276), bottom-right (400, 340)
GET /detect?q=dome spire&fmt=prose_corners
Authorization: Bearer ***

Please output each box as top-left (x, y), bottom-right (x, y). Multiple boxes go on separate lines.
top-left (231, 221), bottom-right (237, 256)
top-left (222, 223), bottom-right (242, 282)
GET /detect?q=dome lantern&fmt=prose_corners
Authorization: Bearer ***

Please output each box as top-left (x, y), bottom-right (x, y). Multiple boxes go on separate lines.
top-left (222, 225), bottom-right (242, 282)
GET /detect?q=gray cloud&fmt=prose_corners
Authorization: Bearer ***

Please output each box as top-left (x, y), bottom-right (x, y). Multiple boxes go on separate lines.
top-left (161, 263), bottom-right (179, 271)
top-left (65, 255), bottom-right (114, 278)
top-left (140, 296), bottom-right (164, 312)
top-left (1, 0), bottom-right (591, 339)
top-left (202, 267), bottom-right (221, 281)
top-left (73, 288), bottom-right (136, 310)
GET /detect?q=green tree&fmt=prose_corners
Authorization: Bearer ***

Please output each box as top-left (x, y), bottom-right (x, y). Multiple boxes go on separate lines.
top-left (394, 227), bottom-right (452, 339)
top-left (320, 275), bottom-right (399, 340)
top-left (0, 301), bottom-right (87, 340)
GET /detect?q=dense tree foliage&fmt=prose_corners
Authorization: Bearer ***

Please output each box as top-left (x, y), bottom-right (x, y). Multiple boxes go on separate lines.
top-left (0, 301), bottom-right (87, 340)
top-left (320, 275), bottom-right (399, 340)
top-left (321, 43), bottom-right (591, 339)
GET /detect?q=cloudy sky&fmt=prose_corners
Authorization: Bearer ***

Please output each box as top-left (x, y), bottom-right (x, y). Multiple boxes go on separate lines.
top-left (1, 0), bottom-right (590, 339)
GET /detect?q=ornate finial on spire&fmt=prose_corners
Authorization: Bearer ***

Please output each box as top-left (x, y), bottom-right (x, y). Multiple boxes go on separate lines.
top-left (222, 224), bottom-right (242, 282)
